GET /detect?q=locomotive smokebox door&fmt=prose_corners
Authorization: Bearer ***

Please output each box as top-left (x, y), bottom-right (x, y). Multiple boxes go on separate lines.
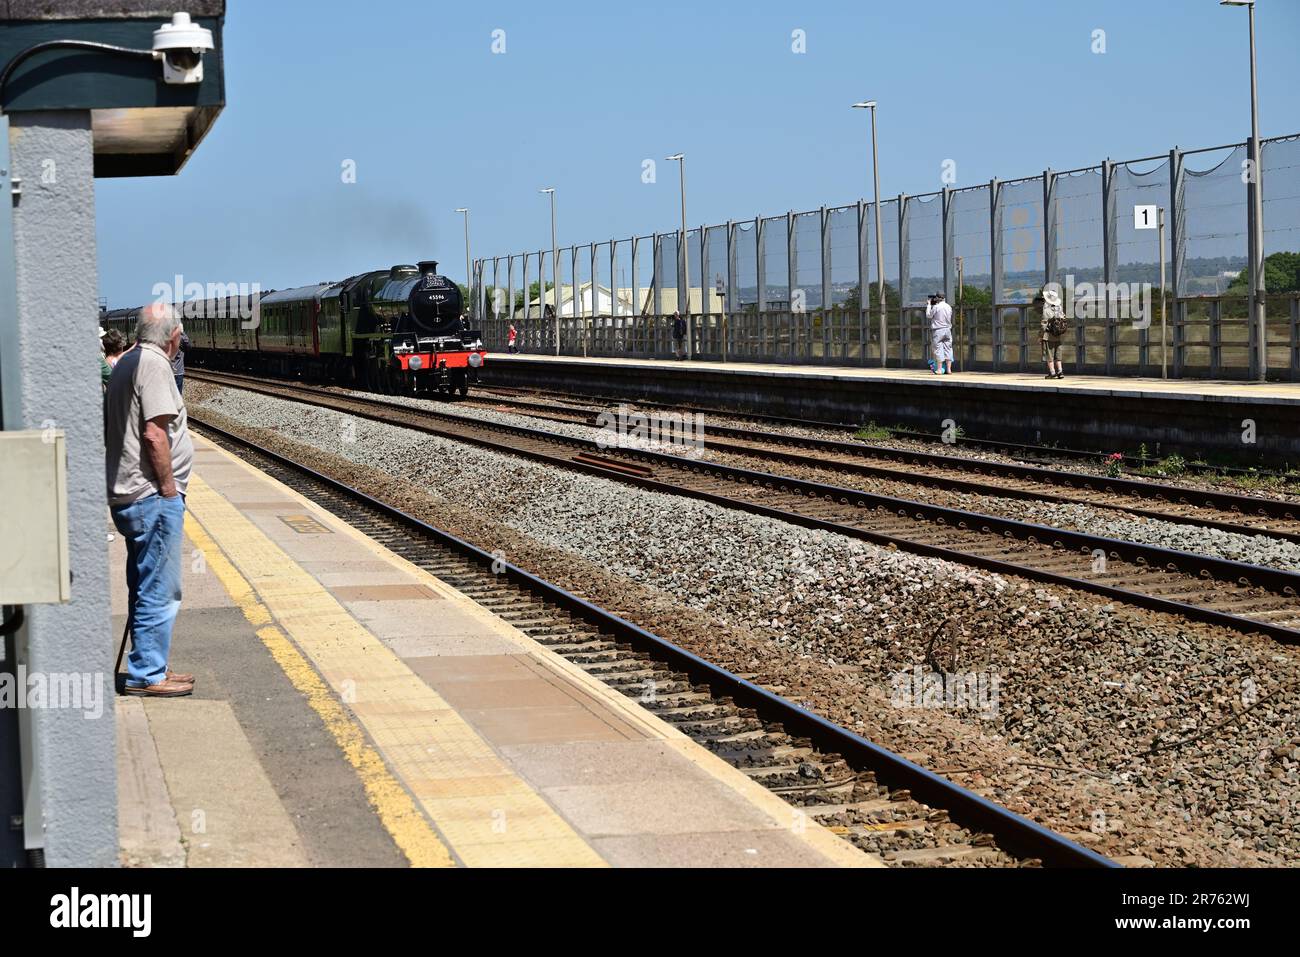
top-left (408, 263), bottom-right (462, 335)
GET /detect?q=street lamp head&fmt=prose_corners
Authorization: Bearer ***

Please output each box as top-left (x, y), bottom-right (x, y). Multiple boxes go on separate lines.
top-left (852, 100), bottom-right (877, 109)
top-left (539, 187), bottom-right (555, 194)
top-left (455, 207), bottom-right (468, 213)
top-left (1219, 1), bottom-right (1253, 6)
top-left (666, 153), bottom-right (684, 161)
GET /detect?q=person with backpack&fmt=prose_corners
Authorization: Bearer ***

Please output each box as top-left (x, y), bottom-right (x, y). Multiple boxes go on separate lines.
top-left (671, 311), bottom-right (687, 360)
top-left (1039, 286), bottom-right (1068, 379)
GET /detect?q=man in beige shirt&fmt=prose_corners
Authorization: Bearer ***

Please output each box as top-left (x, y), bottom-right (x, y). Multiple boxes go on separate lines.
top-left (105, 303), bottom-right (195, 697)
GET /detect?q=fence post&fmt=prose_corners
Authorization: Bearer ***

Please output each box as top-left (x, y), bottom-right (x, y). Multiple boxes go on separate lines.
top-left (588, 242), bottom-right (597, 355)
top-left (507, 255), bottom-right (515, 345)
top-left (521, 253), bottom-right (531, 349)
top-left (725, 220), bottom-right (736, 360)
top-left (786, 210), bottom-right (797, 361)
top-left (1169, 147), bottom-right (1185, 377)
top-left (613, 240), bottom-right (621, 348)
top-left (652, 233), bottom-right (662, 353)
top-left (1246, 135), bottom-right (1261, 380)
top-left (857, 198), bottom-right (868, 365)
top-left (1043, 169), bottom-right (1057, 289)
top-left (821, 205), bottom-right (832, 363)
top-left (755, 216), bottom-right (766, 357)
top-left (942, 186), bottom-right (954, 305)
top-left (897, 193), bottom-right (909, 366)
top-left (1043, 168), bottom-right (1063, 366)
top-left (1102, 158), bottom-right (1117, 374)
top-left (630, 236), bottom-right (641, 352)
top-left (990, 178), bottom-right (1002, 372)
top-left (491, 257), bottom-right (500, 323)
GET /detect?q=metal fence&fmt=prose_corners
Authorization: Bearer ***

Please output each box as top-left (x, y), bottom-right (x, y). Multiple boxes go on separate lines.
top-left (472, 133), bottom-right (1300, 380)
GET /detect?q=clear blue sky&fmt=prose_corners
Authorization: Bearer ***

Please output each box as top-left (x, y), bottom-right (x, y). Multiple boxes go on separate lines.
top-left (94, 0), bottom-right (1300, 306)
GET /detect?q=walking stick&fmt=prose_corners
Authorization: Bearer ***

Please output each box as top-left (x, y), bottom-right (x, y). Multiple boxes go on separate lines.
top-left (113, 619), bottom-right (131, 692)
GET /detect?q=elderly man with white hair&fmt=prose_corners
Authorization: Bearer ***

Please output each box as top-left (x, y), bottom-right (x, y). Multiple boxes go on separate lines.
top-left (104, 302), bottom-right (195, 697)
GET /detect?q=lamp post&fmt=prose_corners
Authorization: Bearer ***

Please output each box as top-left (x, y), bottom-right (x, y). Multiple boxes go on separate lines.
top-left (853, 100), bottom-right (887, 367)
top-left (454, 207), bottom-right (470, 320)
top-left (540, 187), bottom-right (558, 355)
top-left (666, 153), bottom-right (690, 359)
top-left (1221, 0), bottom-right (1266, 382)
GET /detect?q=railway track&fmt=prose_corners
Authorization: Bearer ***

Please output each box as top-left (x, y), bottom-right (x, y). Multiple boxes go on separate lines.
top-left (191, 416), bottom-right (1115, 868)
top-left (191, 370), bottom-right (1300, 645)
top-left (461, 389), bottom-right (1300, 545)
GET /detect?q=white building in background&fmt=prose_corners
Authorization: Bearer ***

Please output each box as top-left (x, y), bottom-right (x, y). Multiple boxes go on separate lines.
top-left (513, 282), bottom-right (722, 319)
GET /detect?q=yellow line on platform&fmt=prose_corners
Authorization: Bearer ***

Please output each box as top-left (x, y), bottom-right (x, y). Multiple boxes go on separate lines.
top-left (183, 474), bottom-right (606, 868)
top-left (183, 510), bottom-right (456, 869)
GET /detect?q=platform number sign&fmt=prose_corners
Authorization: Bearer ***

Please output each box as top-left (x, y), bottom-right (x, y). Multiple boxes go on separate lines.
top-left (1134, 205), bottom-right (1159, 230)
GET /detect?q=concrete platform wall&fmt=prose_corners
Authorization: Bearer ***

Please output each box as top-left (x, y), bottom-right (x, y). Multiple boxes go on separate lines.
top-left (483, 359), bottom-right (1300, 465)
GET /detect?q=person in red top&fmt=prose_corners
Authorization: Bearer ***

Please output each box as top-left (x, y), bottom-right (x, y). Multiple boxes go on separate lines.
top-left (507, 323), bottom-right (518, 354)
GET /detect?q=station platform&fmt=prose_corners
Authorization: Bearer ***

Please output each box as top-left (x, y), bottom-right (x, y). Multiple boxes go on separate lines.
top-left (484, 353), bottom-right (1300, 463)
top-left (112, 433), bottom-right (874, 868)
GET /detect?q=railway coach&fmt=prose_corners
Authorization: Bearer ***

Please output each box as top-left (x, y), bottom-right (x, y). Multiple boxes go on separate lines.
top-left (100, 259), bottom-right (486, 397)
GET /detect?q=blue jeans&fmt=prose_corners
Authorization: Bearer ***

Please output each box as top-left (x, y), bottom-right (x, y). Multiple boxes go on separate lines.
top-left (112, 493), bottom-right (185, 687)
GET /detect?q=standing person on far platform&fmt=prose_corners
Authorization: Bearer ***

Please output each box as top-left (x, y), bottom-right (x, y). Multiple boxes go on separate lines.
top-left (105, 302), bottom-right (195, 698)
top-left (926, 292), bottom-right (953, 375)
top-left (171, 323), bottom-right (190, 394)
top-left (1039, 286), bottom-right (1067, 380)
top-left (671, 310), bottom-right (687, 360)
top-left (507, 323), bottom-right (518, 354)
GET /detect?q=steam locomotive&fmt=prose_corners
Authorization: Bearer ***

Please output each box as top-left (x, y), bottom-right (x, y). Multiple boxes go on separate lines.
top-left (100, 260), bottom-right (485, 397)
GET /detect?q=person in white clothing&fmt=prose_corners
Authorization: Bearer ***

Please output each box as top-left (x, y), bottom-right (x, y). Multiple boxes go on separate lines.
top-left (926, 292), bottom-right (954, 375)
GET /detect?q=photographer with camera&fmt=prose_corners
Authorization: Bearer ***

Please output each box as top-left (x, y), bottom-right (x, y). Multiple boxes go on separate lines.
top-left (925, 292), bottom-right (954, 375)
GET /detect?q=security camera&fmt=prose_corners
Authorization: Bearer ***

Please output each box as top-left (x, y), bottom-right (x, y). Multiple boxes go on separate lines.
top-left (152, 12), bottom-right (214, 85)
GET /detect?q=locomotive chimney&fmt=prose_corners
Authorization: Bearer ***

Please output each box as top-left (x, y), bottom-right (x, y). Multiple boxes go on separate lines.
top-left (417, 260), bottom-right (439, 277)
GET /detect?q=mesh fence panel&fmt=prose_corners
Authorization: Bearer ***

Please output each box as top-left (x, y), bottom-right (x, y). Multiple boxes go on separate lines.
top-left (1114, 158), bottom-right (1170, 288)
top-left (594, 241), bottom-right (610, 310)
top-left (951, 186), bottom-right (992, 291)
top-left (658, 232), bottom-right (678, 314)
top-left (950, 185), bottom-right (991, 364)
top-left (1053, 168), bottom-right (1104, 365)
top-left (905, 193), bottom-right (943, 306)
top-left (1054, 168), bottom-right (1104, 283)
top-left (875, 199), bottom-right (899, 294)
top-left (1000, 177), bottom-right (1044, 302)
top-left (634, 236), bottom-right (653, 316)
top-left (734, 221), bottom-right (758, 312)
top-left (794, 210), bottom-right (822, 309)
top-left (828, 205), bottom-right (858, 305)
top-left (1182, 145), bottom-right (1247, 296)
top-left (576, 245), bottom-right (592, 319)
top-left (762, 216), bottom-right (788, 308)
top-left (686, 228), bottom-right (702, 313)
top-left (1263, 136), bottom-right (1300, 260)
top-left (553, 248), bottom-right (568, 319)
top-left (705, 225), bottom-right (726, 314)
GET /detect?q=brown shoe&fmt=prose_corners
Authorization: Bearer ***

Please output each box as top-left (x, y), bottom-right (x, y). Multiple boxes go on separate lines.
top-left (123, 678), bottom-right (193, 698)
top-left (167, 670), bottom-right (195, 684)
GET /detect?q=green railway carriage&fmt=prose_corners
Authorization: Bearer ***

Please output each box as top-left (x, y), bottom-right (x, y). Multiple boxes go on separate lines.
top-left (100, 258), bottom-right (483, 396)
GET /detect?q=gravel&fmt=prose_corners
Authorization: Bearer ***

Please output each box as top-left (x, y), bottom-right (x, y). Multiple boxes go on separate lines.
top-left (367, 387), bottom-right (1300, 572)
top-left (191, 380), bottom-right (1300, 866)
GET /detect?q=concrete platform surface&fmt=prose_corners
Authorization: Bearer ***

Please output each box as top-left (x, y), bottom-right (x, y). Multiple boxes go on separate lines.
top-left (111, 433), bottom-right (875, 869)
